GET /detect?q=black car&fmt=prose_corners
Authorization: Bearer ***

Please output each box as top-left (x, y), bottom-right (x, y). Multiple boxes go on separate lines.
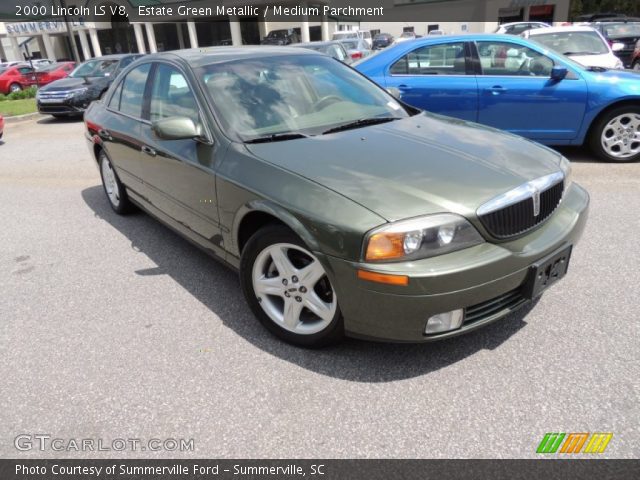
top-left (261, 29), bottom-right (300, 45)
top-left (591, 21), bottom-right (640, 67)
top-left (372, 33), bottom-right (394, 49)
top-left (36, 54), bottom-right (143, 118)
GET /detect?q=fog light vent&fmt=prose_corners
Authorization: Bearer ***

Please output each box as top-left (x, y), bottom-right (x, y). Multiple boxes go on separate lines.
top-left (425, 309), bottom-right (464, 335)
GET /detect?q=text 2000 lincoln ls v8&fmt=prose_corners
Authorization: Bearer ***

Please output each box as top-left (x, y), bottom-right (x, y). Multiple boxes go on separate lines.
top-left (84, 47), bottom-right (589, 347)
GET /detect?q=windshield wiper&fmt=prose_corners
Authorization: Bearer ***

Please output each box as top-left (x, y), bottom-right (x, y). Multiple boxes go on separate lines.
top-left (563, 51), bottom-right (598, 56)
top-left (244, 132), bottom-right (310, 144)
top-left (322, 117), bottom-right (399, 135)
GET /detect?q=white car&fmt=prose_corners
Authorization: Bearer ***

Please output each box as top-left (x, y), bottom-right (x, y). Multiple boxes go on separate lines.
top-left (523, 26), bottom-right (625, 69)
top-left (394, 31), bottom-right (418, 44)
top-left (332, 30), bottom-right (372, 48)
top-left (494, 21), bottom-right (550, 35)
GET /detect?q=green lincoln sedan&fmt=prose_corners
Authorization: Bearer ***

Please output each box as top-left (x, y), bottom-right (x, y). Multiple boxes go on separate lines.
top-left (84, 47), bottom-right (589, 347)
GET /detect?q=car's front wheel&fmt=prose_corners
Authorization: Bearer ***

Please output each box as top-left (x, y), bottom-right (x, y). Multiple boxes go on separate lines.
top-left (98, 150), bottom-right (132, 214)
top-left (240, 225), bottom-right (343, 347)
top-left (590, 106), bottom-right (640, 162)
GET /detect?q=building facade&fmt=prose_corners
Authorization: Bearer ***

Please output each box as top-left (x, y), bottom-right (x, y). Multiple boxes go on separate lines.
top-left (0, 0), bottom-right (571, 62)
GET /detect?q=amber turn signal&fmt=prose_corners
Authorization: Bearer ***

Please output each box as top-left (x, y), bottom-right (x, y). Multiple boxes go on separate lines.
top-left (365, 232), bottom-right (405, 261)
top-left (357, 270), bottom-right (409, 286)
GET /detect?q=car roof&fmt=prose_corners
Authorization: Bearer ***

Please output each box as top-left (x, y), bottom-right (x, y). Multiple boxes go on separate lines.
top-left (527, 26), bottom-right (599, 34)
top-left (501, 21), bottom-right (548, 27)
top-left (293, 40), bottom-right (344, 47)
top-left (146, 46), bottom-right (321, 68)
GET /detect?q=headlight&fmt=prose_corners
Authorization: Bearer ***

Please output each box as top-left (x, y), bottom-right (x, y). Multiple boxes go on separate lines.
top-left (560, 156), bottom-right (572, 189)
top-left (363, 214), bottom-right (484, 262)
top-left (70, 87), bottom-right (88, 96)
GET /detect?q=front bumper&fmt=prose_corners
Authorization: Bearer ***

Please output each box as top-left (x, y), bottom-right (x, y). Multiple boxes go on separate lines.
top-left (37, 96), bottom-right (91, 116)
top-left (323, 183), bottom-right (589, 342)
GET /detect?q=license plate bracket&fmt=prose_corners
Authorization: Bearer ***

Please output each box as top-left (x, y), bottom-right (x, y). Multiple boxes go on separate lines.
top-left (523, 245), bottom-right (572, 300)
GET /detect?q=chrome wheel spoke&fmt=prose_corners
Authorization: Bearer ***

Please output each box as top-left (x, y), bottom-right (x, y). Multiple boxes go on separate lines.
top-left (269, 246), bottom-right (294, 278)
top-left (254, 276), bottom-right (284, 297)
top-left (296, 259), bottom-right (325, 287)
top-left (303, 292), bottom-right (335, 322)
top-left (283, 298), bottom-right (304, 330)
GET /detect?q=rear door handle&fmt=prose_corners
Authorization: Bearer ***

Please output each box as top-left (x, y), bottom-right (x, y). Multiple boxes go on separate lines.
top-left (141, 145), bottom-right (157, 157)
top-left (98, 129), bottom-right (112, 141)
top-left (486, 86), bottom-right (508, 95)
top-left (398, 84), bottom-right (412, 91)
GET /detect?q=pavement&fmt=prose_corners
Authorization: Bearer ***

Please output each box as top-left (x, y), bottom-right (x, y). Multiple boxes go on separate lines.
top-left (0, 117), bottom-right (638, 459)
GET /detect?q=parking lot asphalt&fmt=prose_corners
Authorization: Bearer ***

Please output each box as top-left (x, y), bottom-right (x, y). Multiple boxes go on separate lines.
top-left (0, 116), bottom-right (638, 459)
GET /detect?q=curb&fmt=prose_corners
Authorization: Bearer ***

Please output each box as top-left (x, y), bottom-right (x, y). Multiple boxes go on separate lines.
top-left (4, 112), bottom-right (45, 124)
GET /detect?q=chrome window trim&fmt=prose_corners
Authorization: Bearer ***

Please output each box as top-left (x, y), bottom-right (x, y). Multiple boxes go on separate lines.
top-left (477, 171), bottom-right (564, 217)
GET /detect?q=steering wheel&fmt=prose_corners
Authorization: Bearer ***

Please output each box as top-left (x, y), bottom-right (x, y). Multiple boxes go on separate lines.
top-left (313, 95), bottom-right (342, 110)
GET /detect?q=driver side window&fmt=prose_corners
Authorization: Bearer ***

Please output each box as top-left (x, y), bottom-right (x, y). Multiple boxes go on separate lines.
top-left (476, 41), bottom-right (554, 77)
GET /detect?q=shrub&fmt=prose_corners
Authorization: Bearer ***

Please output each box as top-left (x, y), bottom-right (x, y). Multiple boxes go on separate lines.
top-left (7, 86), bottom-right (37, 100)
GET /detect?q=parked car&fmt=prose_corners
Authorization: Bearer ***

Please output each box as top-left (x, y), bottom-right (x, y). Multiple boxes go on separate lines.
top-left (84, 47), bottom-right (588, 347)
top-left (340, 38), bottom-right (372, 60)
top-left (0, 113), bottom-right (4, 140)
top-left (292, 41), bottom-right (352, 64)
top-left (0, 65), bottom-right (37, 94)
top-left (632, 40), bottom-right (640, 70)
top-left (494, 21), bottom-right (550, 35)
top-left (332, 30), bottom-right (372, 48)
top-left (523, 26), bottom-right (624, 69)
top-left (36, 54), bottom-right (142, 118)
top-left (30, 59), bottom-right (55, 70)
top-left (589, 21), bottom-right (640, 67)
top-left (428, 30), bottom-right (445, 36)
top-left (372, 33), bottom-right (394, 50)
top-left (395, 31), bottom-right (418, 44)
top-left (261, 29), bottom-right (300, 45)
top-left (0, 61), bottom-right (28, 69)
top-left (34, 61), bottom-right (76, 86)
top-left (355, 34), bottom-right (640, 162)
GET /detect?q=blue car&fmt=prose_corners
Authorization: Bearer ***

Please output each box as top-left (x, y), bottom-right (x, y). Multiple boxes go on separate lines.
top-left (355, 34), bottom-right (640, 162)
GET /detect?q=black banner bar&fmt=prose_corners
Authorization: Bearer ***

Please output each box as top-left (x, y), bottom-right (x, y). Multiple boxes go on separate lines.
top-left (1, 459), bottom-right (639, 480)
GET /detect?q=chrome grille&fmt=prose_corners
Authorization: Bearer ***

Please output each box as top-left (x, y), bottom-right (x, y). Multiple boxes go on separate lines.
top-left (477, 172), bottom-right (564, 239)
top-left (37, 90), bottom-right (73, 101)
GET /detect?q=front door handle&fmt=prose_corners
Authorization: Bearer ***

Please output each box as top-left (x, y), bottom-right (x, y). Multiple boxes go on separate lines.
top-left (141, 145), bottom-right (157, 157)
top-left (398, 84), bottom-right (412, 91)
top-left (486, 86), bottom-right (508, 95)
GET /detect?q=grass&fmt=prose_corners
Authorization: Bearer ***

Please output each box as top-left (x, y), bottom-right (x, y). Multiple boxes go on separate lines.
top-left (0, 98), bottom-right (37, 117)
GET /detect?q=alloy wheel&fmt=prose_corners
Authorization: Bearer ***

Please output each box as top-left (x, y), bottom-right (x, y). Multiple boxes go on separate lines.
top-left (101, 157), bottom-right (121, 208)
top-left (251, 243), bottom-right (337, 335)
top-left (600, 113), bottom-right (640, 159)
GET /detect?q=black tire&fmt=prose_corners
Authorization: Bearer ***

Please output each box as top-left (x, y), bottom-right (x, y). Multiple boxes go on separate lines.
top-left (98, 149), bottom-right (133, 214)
top-left (240, 225), bottom-right (344, 348)
top-left (589, 106), bottom-right (640, 163)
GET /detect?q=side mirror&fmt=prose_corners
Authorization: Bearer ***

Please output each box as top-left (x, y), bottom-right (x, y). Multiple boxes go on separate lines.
top-left (550, 66), bottom-right (568, 81)
top-left (152, 116), bottom-right (202, 141)
top-left (386, 87), bottom-right (401, 99)
top-left (611, 42), bottom-right (625, 52)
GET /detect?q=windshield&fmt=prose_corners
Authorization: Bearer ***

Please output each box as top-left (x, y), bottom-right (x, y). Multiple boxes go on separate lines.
top-left (199, 55), bottom-right (409, 141)
top-left (401, 32), bottom-right (415, 38)
top-left (70, 59), bottom-right (119, 78)
top-left (601, 23), bottom-right (640, 37)
top-left (532, 31), bottom-right (609, 55)
top-left (332, 32), bottom-right (357, 40)
top-left (341, 40), bottom-right (360, 50)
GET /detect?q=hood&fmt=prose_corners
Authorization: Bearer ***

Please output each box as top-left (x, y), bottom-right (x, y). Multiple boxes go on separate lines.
top-left (569, 53), bottom-right (622, 69)
top-left (246, 113), bottom-right (563, 222)
top-left (39, 76), bottom-right (109, 92)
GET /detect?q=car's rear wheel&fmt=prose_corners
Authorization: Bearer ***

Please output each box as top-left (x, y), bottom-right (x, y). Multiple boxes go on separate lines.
top-left (9, 83), bottom-right (22, 93)
top-left (590, 106), bottom-right (640, 162)
top-left (240, 225), bottom-right (343, 347)
top-left (98, 150), bottom-right (132, 214)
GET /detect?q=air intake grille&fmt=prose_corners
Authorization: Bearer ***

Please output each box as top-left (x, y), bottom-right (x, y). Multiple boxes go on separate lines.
top-left (464, 289), bottom-right (527, 325)
top-left (479, 181), bottom-right (563, 239)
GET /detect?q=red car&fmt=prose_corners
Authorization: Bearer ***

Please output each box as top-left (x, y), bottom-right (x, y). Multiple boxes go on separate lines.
top-left (632, 41), bottom-right (640, 70)
top-left (0, 113), bottom-right (4, 140)
top-left (35, 62), bottom-right (76, 86)
top-left (0, 65), bottom-right (38, 94)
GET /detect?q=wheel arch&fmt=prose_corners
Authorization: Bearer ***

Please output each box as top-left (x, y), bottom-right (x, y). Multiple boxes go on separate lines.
top-left (234, 201), bottom-right (320, 256)
top-left (584, 98), bottom-right (640, 141)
